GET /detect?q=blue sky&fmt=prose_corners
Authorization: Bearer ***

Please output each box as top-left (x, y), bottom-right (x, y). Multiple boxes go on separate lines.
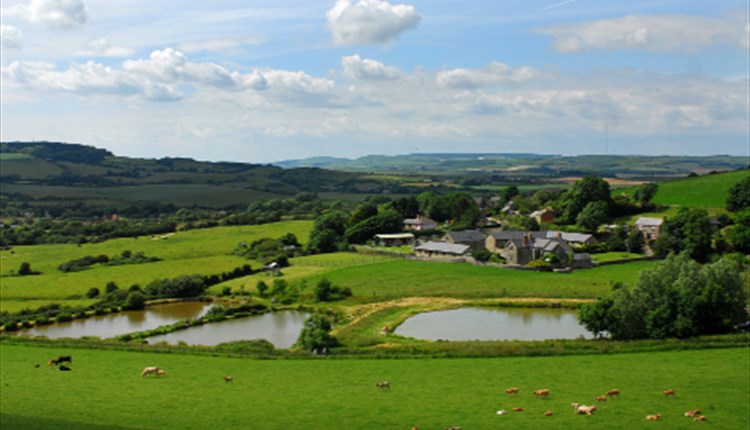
top-left (1, 0), bottom-right (748, 163)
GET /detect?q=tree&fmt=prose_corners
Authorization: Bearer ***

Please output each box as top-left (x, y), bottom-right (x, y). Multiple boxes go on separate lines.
top-left (18, 262), bottom-right (33, 276)
top-left (298, 314), bottom-right (338, 351)
top-left (625, 229), bottom-right (645, 254)
top-left (256, 280), bottom-right (268, 297)
top-left (575, 201), bottom-right (609, 233)
top-left (105, 281), bottom-right (119, 294)
top-left (307, 211), bottom-right (348, 253)
top-left (652, 208), bottom-right (713, 261)
top-left (578, 253), bottom-right (747, 340)
top-left (607, 226), bottom-right (628, 252)
top-left (632, 183), bottom-right (658, 207)
top-left (501, 185), bottom-right (520, 204)
top-left (86, 287), bottom-right (100, 299)
top-left (123, 291), bottom-right (146, 310)
top-left (726, 175), bottom-right (750, 212)
top-left (561, 176), bottom-right (613, 224)
top-left (726, 209), bottom-right (750, 253)
top-left (313, 278), bottom-right (352, 302)
top-left (344, 208), bottom-right (403, 244)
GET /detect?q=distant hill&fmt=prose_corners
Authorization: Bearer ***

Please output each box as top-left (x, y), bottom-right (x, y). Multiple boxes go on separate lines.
top-left (274, 153), bottom-right (749, 179)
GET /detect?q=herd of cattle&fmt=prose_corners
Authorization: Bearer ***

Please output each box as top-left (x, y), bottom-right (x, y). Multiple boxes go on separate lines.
top-left (43, 357), bottom-right (711, 426)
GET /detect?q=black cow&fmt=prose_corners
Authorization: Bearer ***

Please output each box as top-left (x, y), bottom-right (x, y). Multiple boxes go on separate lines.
top-left (58, 365), bottom-right (72, 371)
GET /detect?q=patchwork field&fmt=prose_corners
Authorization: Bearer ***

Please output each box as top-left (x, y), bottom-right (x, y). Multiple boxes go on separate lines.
top-left (1, 343), bottom-right (747, 430)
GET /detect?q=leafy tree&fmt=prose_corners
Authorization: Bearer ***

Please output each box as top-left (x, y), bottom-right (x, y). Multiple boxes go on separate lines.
top-left (123, 291), bottom-right (146, 310)
top-left (18, 262), bottom-right (33, 276)
top-left (726, 175), bottom-right (750, 212)
top-left (256, 281), bottom-right (268, 297)
top-left (501, 185), bottom-right (520, 204)
top-left (652, 208), bottom-right (713, 261)
top-left (561, 176), bottom-right (612, 224)
top-left (390, 196), bottom-right (419, 218)
top-left (307, 211), bottom-right (348, 253)
top-left (632, 183), bottom-right (658, 207)
top-left (298, 314), bottom-right (338, 351)
top-left (313, 278), bottom-right (352, 302)
top-left (575, 201), bottom-right (609, 233)
top-left (726, 209), bottom-right (750, 253)
top-left (625, 229), bottom-right (645, 254)
top-left (579, 253), bottom-right (747, 340)
top-left (607, 226), bottom-right (627, 252)
top-left (344, 208), bottom-right (403, 244)
top-left (348, 202), bottom-right (378, 226)
top-left (105, 281), bottom-right (119, 294)
top-left (85, 287), bottom-right (100, 299)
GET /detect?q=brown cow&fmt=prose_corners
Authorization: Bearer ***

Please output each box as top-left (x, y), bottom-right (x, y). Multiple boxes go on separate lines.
top-left (662, 389), bottom-right (676, 397)
top-left (544, 410), bottom-right (553, 416)
top-left (684, 409), bottom-right (701, 418)
top-left (511, 407), bottom-right (524, 412)
top-left (594, 395), bottom-right (607, 402)
top-left (533, 389), bottom-right (550, 398)
top-left (224, 376), bottom-right (234, 383)
top-left (505, 387), bottom-right (519, 395)
top-left (156, 370), bottom-right (166, 377)
top-left (141, 366), bottom-right (159, 377)
top-left (694, 416), bottom-right (707, 421)
top-left (606, 388), bottom-right (620, 398)
top-left (646, 413), bottom-right (662, 421)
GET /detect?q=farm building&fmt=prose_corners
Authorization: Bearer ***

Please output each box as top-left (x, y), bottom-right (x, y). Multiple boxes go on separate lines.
top-left (403, 215), bottom-right (438, 231)
top-left (544, 231), bottom-right (597, 246)
top-left (443, 229), bottom-right (487, 250)
top-left (635, 217), bottom-right (663, 240)
top-left (373, 233), bottom-right (415, 247)
top-left (529, 208), bottom-right (555, 224)
top-left (503, 234), bottom-right (573, 266)
top-left (414, 241), bottom-right (470, 259)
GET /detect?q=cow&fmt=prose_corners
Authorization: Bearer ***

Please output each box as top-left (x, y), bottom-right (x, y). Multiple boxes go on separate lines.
top-left (694, 416), bottom-right (707, 421)
top-left (156, 370), bottom-right (166, 377)
top-left (58, 365), bottom-right (72, 371)
top-left (141, 366), bottom-right (159, 377)
top-left (376, 381), bottom-right (390, 389)
top-left (544, 410), bottom-right (553, 416)
top-left (49, 355), bottom-right (72, 366)
top-left (684, 409), bottom-right (701, 418)
top-left (606, 389), bottom-right (620, 398)
top-left (595, 395), bottom-right (607, 402)
top-left (533, 389), bottom-right (550, 398)
top-left (505, 387), bottom-right (519, 395)
top-left (224, 376), bottom-right (234, 383)
top-left (646, 413), bottom-right (662, 421)
top-left (577, 405), bottom-right (597, 415)
top-left (662, 389), bottom-right (676, 397)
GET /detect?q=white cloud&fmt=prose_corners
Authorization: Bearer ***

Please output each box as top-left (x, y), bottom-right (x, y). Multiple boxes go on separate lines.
top-left (76, 38), bottom-right (133, 57)
top-left (123, 48), bottom-right (242, 89)
top-left (1, 25), bottom-right (23, 48)
top-left (326, 0), bottom-right (420, 45)
top-left (538, 14), bottom-right (749, 53)
top-left (342, 55), bottom-right (401, 80)
top-left (437, 62), bottom-right (538, 88)
top-left (742, 23), bottom-right (750, 50)
top-left (4, 0), bottom-right (88, 30)
top-left (179, 37), bottom-right (262, 54)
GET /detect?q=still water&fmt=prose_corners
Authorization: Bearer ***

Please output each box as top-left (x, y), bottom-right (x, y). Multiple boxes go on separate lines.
top-left (395, 307), bottom-right (591, 341)
top-left (17, 302), bottom-right (212, 339)
top-left (147, 310), bottom-right (309, 348)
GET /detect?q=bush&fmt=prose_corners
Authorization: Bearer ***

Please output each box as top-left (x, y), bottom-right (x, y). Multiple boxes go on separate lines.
top-left (85, 287), bottom-right (100, 299)
top-left (123, 291), bottom-right (146, 310)
top-left (298, 314), bottom-right (338, 351)
top-left (314, 278), bottom-right (352, 302)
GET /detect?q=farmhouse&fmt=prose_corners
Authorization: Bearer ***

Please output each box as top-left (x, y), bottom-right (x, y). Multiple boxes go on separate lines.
top-left (635, 217), bottom-right (663, 240)
top-left (504, 234), bottom-right (573, 266)
top-left (403, 215), bottom-right (438, 231)
top-left (530, 208), bottom-right (555, 224)
top-left (373, 233), bottom-right (415, 247)
top-left (443, 229), bottom-right (487, 250)
top-left (414, 241), bottom-right (470, 259)
top-left (544, 231), bottom-right (597, 246)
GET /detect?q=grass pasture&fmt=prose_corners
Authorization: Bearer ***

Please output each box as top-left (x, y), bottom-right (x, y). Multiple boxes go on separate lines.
top-left (305, 259), bottom-right (657, 301)
top-left (0, 221), bottom-right (312, 311)
top-left (1, 343), bottom-right (747, 430)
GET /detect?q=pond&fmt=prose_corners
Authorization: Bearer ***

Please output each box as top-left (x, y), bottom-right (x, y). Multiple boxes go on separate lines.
top-left (17, 302), bottom-right (213, 339)
top-left (147, 310), bottom-right (309, 348)
top-left (394, 307), bottom-right (592, 341)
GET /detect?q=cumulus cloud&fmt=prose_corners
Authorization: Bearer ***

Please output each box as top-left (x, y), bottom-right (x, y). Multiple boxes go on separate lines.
top-left (538, 14), bottom-right (749, 53)
top-left (437, 62), bottom-right (537, 88)
top-left (4, 0), bottom-right (88, 30)
top-left (327, 0), bottom-right (420, 45)
top-left (342, 55), bottom-right (401, 80)
top-left (179, 37), bottom-right (262, 54)
top-left (1, 25), bottom-right (23, 48)
top-left (76, 38), bottom-right (133, 57)
top-left (123, 48), bottom-right (242, 89)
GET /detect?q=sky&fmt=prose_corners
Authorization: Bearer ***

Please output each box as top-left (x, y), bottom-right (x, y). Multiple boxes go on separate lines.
top-left (1, 0), bottom-right (748, 163)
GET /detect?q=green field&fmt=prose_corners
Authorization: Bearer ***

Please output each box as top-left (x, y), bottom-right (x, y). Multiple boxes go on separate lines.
top-left (1, 343), bottom-right (747, 430)
top-left (0, 221), bottom-right (313, 312)
top-left (303, 259), bottom-right (656, 301)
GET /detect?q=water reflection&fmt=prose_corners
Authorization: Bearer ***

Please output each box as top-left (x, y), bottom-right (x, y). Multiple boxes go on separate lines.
top-left (395, 307), bottom-right (591, 341)
top-left (147, 311), bottom-right (309, 348)
top-left (17, 302), bottom-right (212, 339)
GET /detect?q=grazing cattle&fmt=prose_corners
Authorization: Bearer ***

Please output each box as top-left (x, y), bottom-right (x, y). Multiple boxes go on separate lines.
top-left (411, 426), bottom-right (419, 430)
top-left (577, 405), bottom-right (597, 415)
top-left (49, 356), bottom-right (72, 366)
top-left (684, 409), bottom-right (701, 417)
top-left (58, 365), bottom-right (72, 371)
top-left (376, 381), bottom-right (390, 389)
top-left (694, 416), bottom-right (707, 421)
top-left (662, 389), bottom-right (676, 397)
top-left (156, 370), bottom-right (166, 377)
top-left (141, 366), bottom-right (159, 377)
top-left (496, 410), bottom-right (506, 415)
top-left (505, 387), bottom-right (519, 395)
top-left (595, 395), bottom-right (607, 402)
top-left (571, 403), bottom-right (580, 413)
top-left (35, 364), bottom-right (40, 368)
top-left (224, 376), bottom-right (234, 383)
top-left (443, 427), bottom-right (462, 430)
top-left (606, 389), bottom-right (620, 398)
top-left (544, 410), bottom-right (553, 416)
top-left (511, 407), bottom-right (524, 412)
top-left (533, 389), bottom-right (550, 398)
top-left (646, 413), bottom-right (662, 421)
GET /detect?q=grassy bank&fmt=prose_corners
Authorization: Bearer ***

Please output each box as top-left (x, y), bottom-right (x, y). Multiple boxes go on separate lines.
top-left (1, 342), bottom-right (747, 429)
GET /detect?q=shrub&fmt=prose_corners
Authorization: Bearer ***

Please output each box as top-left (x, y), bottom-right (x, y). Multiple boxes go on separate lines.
top-left (298, 314), bottom-right (338, 351)
top-left (86, 287), bottom-right (100, 299)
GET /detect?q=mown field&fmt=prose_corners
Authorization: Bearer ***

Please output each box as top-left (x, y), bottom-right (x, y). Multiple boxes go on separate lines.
top-left (1, 343), bottom-right (747, 430)
top-left (0, 221), bottom-right (313, 312)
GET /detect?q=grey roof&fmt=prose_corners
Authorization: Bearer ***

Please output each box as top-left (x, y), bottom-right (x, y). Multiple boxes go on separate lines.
top-left (489, 231), bottom-right (546, 241)
top-left (544, 231), bottom-right (594, 243)
top-left (445, 229), bottom-right (487, 243)
top-left (635, 217), bottom-right (663, 227)
top-left (404, 217), bottom-right (438, 226)
top-left (415, 241), bottom-right (470, 255)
